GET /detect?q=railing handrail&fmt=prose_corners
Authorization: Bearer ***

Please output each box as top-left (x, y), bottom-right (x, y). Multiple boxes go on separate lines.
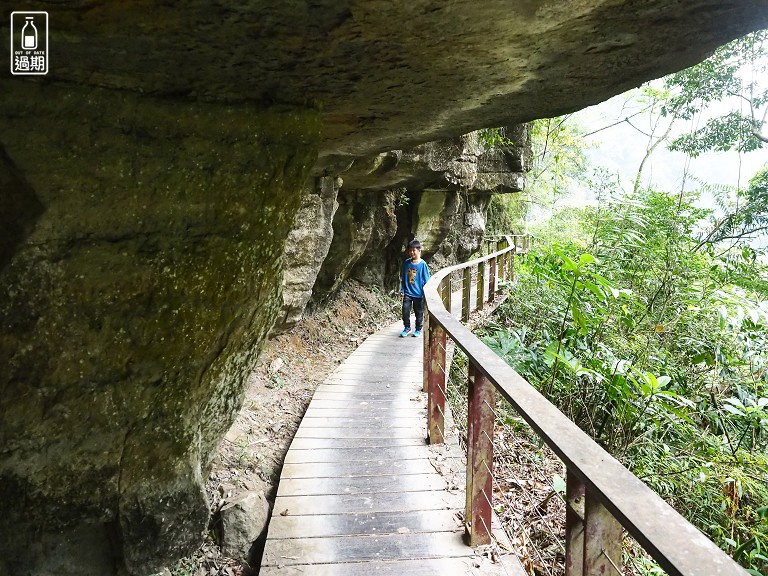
top-left (423, 237), bottom-right (747, 576)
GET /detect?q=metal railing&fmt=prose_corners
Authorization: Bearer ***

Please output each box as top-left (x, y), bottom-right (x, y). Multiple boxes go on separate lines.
top-left (423, 235), bottom-right (748, 576)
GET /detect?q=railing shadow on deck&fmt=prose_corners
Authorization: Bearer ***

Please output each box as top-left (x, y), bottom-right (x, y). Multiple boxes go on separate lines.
top-left (423, 234), bottom-right (748, 576)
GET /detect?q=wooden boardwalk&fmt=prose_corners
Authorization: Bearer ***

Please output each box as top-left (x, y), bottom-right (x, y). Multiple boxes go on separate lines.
top-left (260, 320), bottom-right (523, 575)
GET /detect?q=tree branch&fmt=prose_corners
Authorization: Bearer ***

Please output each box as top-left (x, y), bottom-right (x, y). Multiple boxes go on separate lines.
top-left (751, 127), bottom-right (768, 144)
top-left (582, 108), bottom-right (648, 138)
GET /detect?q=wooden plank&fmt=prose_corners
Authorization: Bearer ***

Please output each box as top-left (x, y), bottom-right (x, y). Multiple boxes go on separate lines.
top-left (261, 531), bottom-right (471, 565)
top-left (312, 390), bottom-right (421, 399)
top-left (313, 390), bottom-right (422, 398)
top-left (308, 394), bottom-right (422, 404)
top-left (325, 367), bottom-right (418, 376)
top-left (280, 458), bottom-right (435, 479)
top-left (300, 412), bottom-right (423, 423)
top-left (284, 445), bottom-right (428, 463)
top-left (259, 557), bottom-right (501, 576)
top-left (341, 361), bottom-right (423, 370)
top-left (320, 380), bottom-right (422, 393)
top-left (466, 364), bottom-right (495, 546)
top-left (333, 370), bottom-right (420, 377)
top-left (298, 416), bottom-right (425, 428)
top-left (341, 355), bottom-right (422, 364)
top-left (583, 486), bottom-right (623, 575)
top-left (347, 334), bottom-right (419, 345)
top-left (293, 426), bottom-right (424, 439)
top-left (566, 471), bottom-right (585, 576)
top-left (258, 318), bottom-right (533, 576)
top-left (286, 436), bottom-right (425, 450)
top-left (316, 380), bottom-right (411, 388)
top-left (272, 490), bottom-right (463, 515)
top-left (328, 357), bottom-right (420, 367)
top-left (307, 397), bottom-right (423, 409)
top-left (300, 411), bottom-right (425, 421)
top-left (328, 369), bottom-right (422, 379)
top-left (265, 509), bottom-right (461, 539)
top-left (321, 378), bottom-right (422, 387)
top-left (276, 473), bottom-right (447, 496)
top-left (342, 355), bottom-right (421, 364)
top-left (427, 322), bottom-right (447, 444)
top-left (302, 406), bottom-right (425, 418)
top-left (317, 382), bottom-right (420, 392)
top-left (343, 341), bottom-right (419, 351)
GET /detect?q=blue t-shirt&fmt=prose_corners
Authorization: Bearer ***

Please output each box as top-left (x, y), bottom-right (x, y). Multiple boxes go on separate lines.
top-left (401, 259), bottom-right (431, 299)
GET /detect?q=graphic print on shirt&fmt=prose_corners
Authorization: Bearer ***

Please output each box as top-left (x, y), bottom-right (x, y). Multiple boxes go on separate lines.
top-left (408, 266), bottom-right (418, 286)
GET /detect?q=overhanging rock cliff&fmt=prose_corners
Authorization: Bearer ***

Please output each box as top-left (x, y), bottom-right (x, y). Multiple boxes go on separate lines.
top-left (276, 126), bottom-right (529, 331)
top-left (1, 2), bottom-right (767, 574)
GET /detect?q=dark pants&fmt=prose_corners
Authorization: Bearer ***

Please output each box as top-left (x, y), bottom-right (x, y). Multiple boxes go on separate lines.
top-left (402, 295), bottom-right (425, 330)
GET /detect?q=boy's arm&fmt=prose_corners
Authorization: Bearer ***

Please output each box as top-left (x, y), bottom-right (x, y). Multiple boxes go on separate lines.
top-left (420, 262), bottom-right (430, 288)
top-left (416, 263), bottom-right (429, 294)
top-left (400, 260), bottom-right (406, 294)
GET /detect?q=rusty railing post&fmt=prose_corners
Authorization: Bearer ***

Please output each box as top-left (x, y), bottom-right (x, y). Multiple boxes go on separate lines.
top-left (443, 276), bottom-right (453, 315)
top-left (565, 471), bottom-right (586, 576)
top-left (498, 239), bottom-right (509, 290)
top-left (583, 484), bottom-right (623, 575)
top-left (462, 266), bottom-right (471, 322)
top-left (423, 288), bottom-right (434, 394)
top-left (466, 362), bottom-right (495, 545)
top-left (426, 312), bottom-right (447, 444)
top-left (487, 256), bottom-right (496, 303)
top-left (477, 261), bottom-right (485, 313)
top-left (500, 250), bottom-right (507, 286)
top-left (565, 470), bottom-right (622, 576)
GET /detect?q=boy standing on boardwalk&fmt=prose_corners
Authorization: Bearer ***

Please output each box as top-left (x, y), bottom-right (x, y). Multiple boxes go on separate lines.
top-left (399, 239), bottom-right (431, 337)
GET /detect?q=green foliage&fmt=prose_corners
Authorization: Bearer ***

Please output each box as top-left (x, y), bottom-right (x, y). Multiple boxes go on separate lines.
top-left (478, 127), bottom-right (515, 149)
top-left (267, 374), bottom-right (286, 389)
top-left (670, 111), bottom-right (762, 156)
top-left (664, 29), bottom-right (768, 156)
top-left (485, 193), bottom-right (528, 235)
top-left (485, 116), bottom-right (592, 233)
top-left (528, 116), bottom-right (591, 201)
top-left (485, 185), bottom-right (768, 574)
top-left (526, 204), bottom-right (595, 247)
top-left (710, 166), bottom-right (768, 245)
top-left (478, 34), bottom-right (768, 572)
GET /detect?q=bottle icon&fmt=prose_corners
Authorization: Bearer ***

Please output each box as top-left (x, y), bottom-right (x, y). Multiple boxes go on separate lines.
top-left (22, 17), bottom-right (37, 50)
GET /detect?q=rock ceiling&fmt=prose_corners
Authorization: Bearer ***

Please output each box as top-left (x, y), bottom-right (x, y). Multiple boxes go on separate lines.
top-left (46, 1), bottom-right (768, 165)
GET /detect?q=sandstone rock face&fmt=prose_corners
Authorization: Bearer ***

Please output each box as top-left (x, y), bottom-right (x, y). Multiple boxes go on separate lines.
top-left (274, 176), bottom-right (340, 333)
top-left (26, 2), bottom-right (768, 161)
top-left (0, 83), bottom-right (319, 575)
top-left (411, 190), bottom-right (491, 272)
top-left (312, 189), bottom-right (400, 300)
top-left (342, 127), bottom-right (528, 194)
top-left (219, 491), bottom-right (270, 561)
top-left (0, 147), bottom-right (44, 271)
top-left (1, 2), bottom-right (767, 574)
top-left (311, 128), bottom-right (527, 301)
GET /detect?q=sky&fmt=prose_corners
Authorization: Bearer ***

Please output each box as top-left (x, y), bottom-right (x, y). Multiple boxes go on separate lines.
top-left (568, 91), bottom-right (767, 205)
top-left (543, 90), bottom-right (768, 250)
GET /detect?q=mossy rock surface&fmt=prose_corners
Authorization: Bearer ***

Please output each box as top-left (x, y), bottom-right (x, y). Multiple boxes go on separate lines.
top-left (0, 83), bottom-right (319, 575)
